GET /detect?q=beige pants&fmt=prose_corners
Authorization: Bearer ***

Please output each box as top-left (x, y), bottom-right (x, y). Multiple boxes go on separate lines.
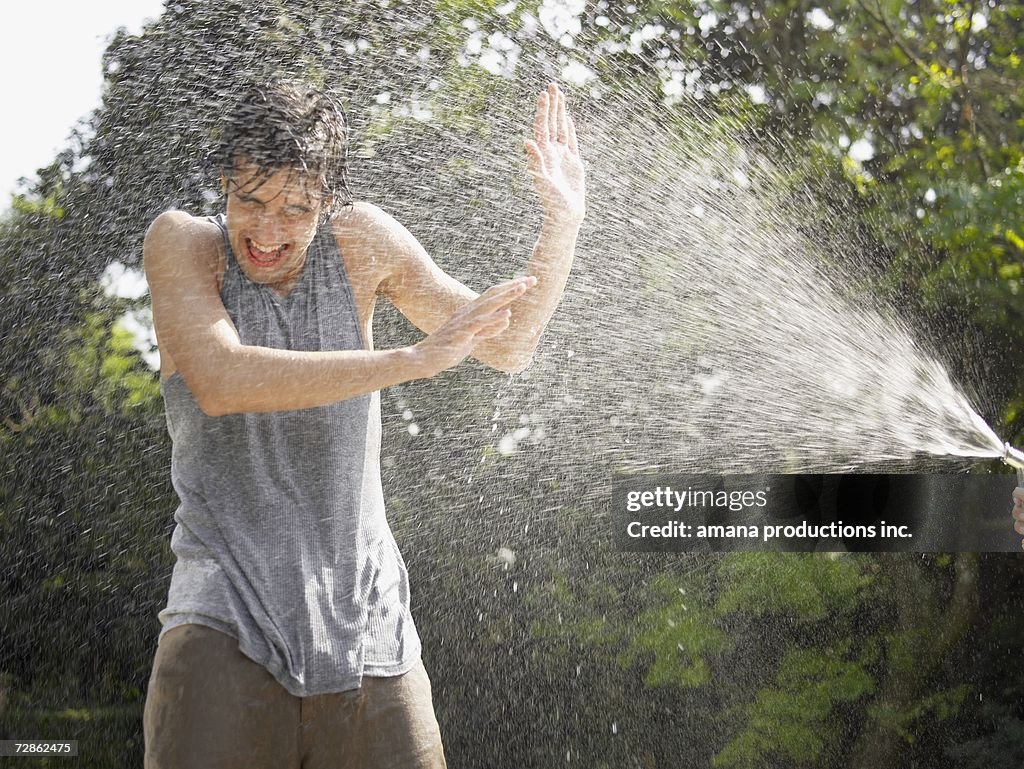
top-left (143, 624), bottom-right (447, 769)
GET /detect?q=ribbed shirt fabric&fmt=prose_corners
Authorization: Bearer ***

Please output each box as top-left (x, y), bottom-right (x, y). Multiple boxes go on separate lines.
top-left (156, 214), bottom-right (421, 696)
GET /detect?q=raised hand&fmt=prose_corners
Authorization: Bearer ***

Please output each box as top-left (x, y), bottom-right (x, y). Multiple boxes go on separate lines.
top-left (524, 82), bottom-right (586, 227)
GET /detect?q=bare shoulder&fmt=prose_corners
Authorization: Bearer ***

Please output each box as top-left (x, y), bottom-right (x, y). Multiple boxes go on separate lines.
top-left (330, 201), bottom-right (416, 294)
top-left (330, 200), bottom-right (404, 240)
top-left (143, 211), bottom-right (235, 383)
top-left (145, 209), bottom-right (221, 248)
top-left (143, 210), bottom-right (225, 285)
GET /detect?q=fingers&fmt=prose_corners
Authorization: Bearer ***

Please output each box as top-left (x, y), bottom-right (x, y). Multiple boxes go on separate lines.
top-left (483, 275), bottom-right (536, 296)
top-left (472, 276), bottom-right (537, 314)
top-left (524, 139), bottom-right (546, 178)
top-left (1012, 487), bottom-right (1024, 536)
top-left (548, 83), bottom-right (558, 141)
top-left (556, 86), bottom-right (568, 144)
top-left (473, 309), bottom-right (513, 339)
top-left (534, 91), bottom-right (548, 145)
top-left (534, 83), bottom-right (576, 152)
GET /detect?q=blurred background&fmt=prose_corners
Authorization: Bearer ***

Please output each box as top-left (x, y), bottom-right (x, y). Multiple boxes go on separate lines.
top-left (2, 1), bottom-right (1023, 766)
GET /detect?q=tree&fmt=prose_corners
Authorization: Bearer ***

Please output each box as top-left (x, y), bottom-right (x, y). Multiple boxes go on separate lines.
top-left (3, 2), bottom-right (1023, 767)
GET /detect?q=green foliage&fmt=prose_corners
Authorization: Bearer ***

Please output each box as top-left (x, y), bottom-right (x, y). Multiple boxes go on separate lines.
top-left (614, 573), bottom-right (728, 688)
top-left (2, 701), bottom-right (143, 768)
top-left (8, 191), bottom-right (65, 220)
top-left (714, 646), bottom-right (874, 768)
top-left (3, 3), bottom-right (1023, 768)
top-left (867, 683), bottom-right (971, 742)
top-left (528, 551), bottom-right (989, 769)
top-left (434, 0), bottom-right (501, 21)
top-left (715, 553), bottom-right (874, 620)
top-left (61, 311), bottom-right (159, 416)
top-left (528, 571), bottom-right (621, 648)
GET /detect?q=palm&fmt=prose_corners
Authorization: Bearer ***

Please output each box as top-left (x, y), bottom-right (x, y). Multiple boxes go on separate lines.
top-left (525, 83), bottom-right (586, 225)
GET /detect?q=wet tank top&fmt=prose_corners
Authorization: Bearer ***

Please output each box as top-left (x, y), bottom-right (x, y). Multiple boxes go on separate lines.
top-left (157, 213), bottom-right (420, 696)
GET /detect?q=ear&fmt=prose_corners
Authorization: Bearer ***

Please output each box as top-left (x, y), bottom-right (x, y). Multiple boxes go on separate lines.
top-left (220, 173), bottom-right (229, 195)
top-left (318, 195), bottom-right (334, 219)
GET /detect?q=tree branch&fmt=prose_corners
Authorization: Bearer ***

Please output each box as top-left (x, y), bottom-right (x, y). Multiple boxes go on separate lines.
top-left (853, 0), bottom-right (932, 75)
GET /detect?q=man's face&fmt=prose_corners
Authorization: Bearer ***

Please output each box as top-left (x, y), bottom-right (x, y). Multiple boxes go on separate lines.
top-left (223, 159), bottom-right (327, 292)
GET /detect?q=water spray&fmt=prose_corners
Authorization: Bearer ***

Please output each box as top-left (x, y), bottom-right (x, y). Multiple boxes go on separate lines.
top-left (1003, 442), bottom-right (1024, 485)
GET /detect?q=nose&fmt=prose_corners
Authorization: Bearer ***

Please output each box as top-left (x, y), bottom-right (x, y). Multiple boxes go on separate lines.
top-left (252, 212), bottom-right (287, 245)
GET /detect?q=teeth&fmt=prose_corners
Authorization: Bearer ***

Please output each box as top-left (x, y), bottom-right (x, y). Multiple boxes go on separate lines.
top-left (251, 240), bottom-right (283, 253)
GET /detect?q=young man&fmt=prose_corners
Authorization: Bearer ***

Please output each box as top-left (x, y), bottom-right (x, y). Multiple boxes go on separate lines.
top-left (141, 79), bottom-right (584, 769)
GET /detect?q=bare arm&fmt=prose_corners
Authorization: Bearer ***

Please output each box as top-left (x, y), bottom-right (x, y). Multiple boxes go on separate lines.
top-left (373, 83), bottom-right (585, 374)
top-left (375, 212), bottom-right (578, 375)
top-left (346, 202), bottom-right (532, 374)
top-left (488, 218), bottom-right (580, 369)
top-left (145, 211), bottom-right (524, 416)
top-left (502, 82), bottom-right (586, 365)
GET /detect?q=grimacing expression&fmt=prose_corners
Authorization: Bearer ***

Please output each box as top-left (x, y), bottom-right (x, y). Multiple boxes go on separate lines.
top-left (223, 160), bottom-right (329, 293)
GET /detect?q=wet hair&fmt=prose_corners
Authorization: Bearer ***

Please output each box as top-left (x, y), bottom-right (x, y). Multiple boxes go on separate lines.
top-left (213, 78), bottom-right (351, 216)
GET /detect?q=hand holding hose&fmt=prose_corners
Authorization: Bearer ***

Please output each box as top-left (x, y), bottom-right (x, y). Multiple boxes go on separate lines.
top-left (1012, 487), bottom-right (1024, 551)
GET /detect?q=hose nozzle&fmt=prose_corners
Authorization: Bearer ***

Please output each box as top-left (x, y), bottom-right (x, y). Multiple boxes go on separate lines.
top-left (1004, 443), bottom-right (1024, 485)
top-left (1004, 442), bottom-right (1024, 470)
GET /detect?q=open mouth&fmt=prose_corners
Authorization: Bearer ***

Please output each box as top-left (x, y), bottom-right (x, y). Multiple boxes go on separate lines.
top-left (246, 238), bottom-right (288, 267)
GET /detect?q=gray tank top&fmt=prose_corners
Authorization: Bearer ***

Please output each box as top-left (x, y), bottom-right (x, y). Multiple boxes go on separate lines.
top-left (157, 213), bottom-right (420, 696)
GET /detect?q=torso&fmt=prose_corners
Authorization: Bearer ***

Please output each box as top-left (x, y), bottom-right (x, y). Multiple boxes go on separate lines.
top-left (159, 209), bottom-right (388, 380)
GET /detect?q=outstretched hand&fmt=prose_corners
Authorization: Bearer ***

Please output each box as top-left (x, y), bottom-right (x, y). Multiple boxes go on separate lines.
top-left (412, 276), bottom-right (537, 378)
top-left (524, 82), bottom-right (586, 227)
